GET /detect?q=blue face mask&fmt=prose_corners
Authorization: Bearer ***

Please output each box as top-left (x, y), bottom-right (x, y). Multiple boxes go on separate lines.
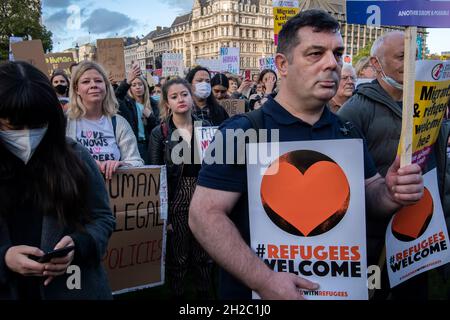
top-left (375, 56), bottom-right (403, 90)
top-left (152, 94), bottom-right (161, 102)
top-left (0, 126), bottom-right (48, 164)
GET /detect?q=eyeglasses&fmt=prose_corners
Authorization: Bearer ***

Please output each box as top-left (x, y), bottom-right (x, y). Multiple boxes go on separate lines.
top-left (341, 76), bottom-right (357, 82)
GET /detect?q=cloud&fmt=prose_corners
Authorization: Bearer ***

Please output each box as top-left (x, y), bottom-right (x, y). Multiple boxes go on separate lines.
top-left (43, 0), bottom-right (73, 8)
top-left (43, 9), bottom-right (71, 30)
top-left (81, 8), bottom-right (138, 34)
top-left (162, 0), bottom-right (193, 11)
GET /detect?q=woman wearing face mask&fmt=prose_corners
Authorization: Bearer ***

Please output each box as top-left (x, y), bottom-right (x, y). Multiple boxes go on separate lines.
top-left (50, 70), bottom-right (70, 111)
top-left (66, 61), bottom-right (143, 179)
top-left (0, 61), bottom-right (115, 300)
top-left (149, 78), bottom-right (213, 300)
top-left (115, 65), bottom-right (159, 164)
top-left (186, 66), bottom-right (229, 126)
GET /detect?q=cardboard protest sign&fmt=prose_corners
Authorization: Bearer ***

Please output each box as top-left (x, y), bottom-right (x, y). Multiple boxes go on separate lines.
top-left (259, 57), bottom-right (277, 72)
top-left (247, 140), bottom-right (368, 300)
top-left (386, 169), bottom-right (450, 288)
top-left (220, 47), bottom-right (240, 75)
top-left (103, 166), bottom-right (168, 294)
top-left (346, 0), bottom-right (450, 28)
top-left (96, 38), bottom-right (126, 83)
top-left (45, 52), bottom-right (76, 77)
top-left (194, 126), bottom-right (218, 162)
top-left (162, 53), bottom-right (185, 77)
top-left (219, 99), bottom-right (246, 117)
top-left (273, 1), bottom-right (300, 45)
top-left (11, 40), bottom-right (48, 75)
top-left (397, 60), bottom-right (450, 168)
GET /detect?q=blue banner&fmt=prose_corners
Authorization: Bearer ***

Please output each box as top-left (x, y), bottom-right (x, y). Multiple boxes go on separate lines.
top-left (346, 0), bottom-right (450, 28)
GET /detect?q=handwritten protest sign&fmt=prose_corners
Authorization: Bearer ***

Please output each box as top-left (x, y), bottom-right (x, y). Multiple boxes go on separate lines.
top-left (103, 167), bottom-right (168, 294)
top-left (97, 38), bottom-right (126, 83)
top-left (273, 1), bottom-right (300, 45)
top-left (11, 40), bottom-right (48, 75)
top-left (219, 99), bottom-right (246, 117)
top-left (162, 53), bottom-right (185, 77)
top-left (259, 57), bottom-right (277, 72)
top-left (386, 169), bottom-right (450, 288)
top-left (247, 140), bottom-right (368, 300)
top-left (45, 52), bottom-right (75, 77)
top-left (220, 47), bottom-right (240, 75)
top-left (195, 127), bottom-right (218, 162)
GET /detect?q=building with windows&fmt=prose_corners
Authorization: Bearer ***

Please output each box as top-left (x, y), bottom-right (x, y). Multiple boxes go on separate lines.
top-left (143, 0), bottom-right (427, 74)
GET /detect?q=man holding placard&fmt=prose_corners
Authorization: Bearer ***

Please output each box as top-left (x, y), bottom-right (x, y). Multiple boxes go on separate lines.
top-left (339, 31), bottom-right (450, 300)
top-left (189, 10), bottom-right (424, 300)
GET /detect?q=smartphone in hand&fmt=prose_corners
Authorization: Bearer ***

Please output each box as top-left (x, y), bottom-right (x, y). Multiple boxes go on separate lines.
top-left (245, 69), bottom-right (251, 81)
top-left (30, 246), bottom-right (75, 263)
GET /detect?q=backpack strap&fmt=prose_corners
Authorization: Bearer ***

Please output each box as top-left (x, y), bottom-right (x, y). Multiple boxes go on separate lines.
top-left (111, 115), bottom-right (117, 139)
top-left (243, 108), bottom-right (265, 141)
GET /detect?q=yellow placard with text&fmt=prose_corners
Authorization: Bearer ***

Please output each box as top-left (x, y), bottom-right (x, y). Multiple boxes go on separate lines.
top-left (398, 61), bottom-right (450, 168)
top-left (273, 1), bottom-right (300, 46)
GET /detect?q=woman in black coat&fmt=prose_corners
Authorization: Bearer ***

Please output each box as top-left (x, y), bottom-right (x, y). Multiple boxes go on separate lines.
top-left (149, 78), bottom-right (212, 300)
top-left (116, 65), bottom-right (159, 163)
top-left (0, 61), bottom-right (115, 300)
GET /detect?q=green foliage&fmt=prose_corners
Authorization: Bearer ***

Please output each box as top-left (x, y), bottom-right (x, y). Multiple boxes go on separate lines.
top-left (353, 41), bottom-right (373, 66)
top-left (0, 0), bottom-right (53, 61)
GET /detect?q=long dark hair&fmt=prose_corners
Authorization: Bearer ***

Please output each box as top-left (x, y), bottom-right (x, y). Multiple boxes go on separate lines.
top-left (186, 66), bottom-right (223, 120)
top-left (0, 61), bottom-right (90, 229)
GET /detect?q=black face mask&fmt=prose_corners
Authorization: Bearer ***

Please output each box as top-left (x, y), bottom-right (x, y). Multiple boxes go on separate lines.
top-left (54, 84), bottom-right (68, 95)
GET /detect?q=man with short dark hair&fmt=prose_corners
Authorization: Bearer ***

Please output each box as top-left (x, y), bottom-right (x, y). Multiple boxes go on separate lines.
top-left (189, 10), bottom-right (424, 300)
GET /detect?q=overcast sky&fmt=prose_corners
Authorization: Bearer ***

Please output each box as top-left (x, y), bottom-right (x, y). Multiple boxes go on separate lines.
top-left (42, 0), bottom-right (449, 54)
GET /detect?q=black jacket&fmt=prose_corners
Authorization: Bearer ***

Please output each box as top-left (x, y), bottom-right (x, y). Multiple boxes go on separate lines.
top-left (193, 102), bottom-right (229, 126)
top-left (115, 81), bottom-right (159, 141)
top-left (148, 115), bottom-right (211, 201)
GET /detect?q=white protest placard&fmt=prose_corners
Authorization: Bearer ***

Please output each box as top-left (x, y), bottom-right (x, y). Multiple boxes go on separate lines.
top-left (195, 126), bottom-right (218, 162)
top-left (196, 58), bottom-right (221, 73)
top-left (220, 47), bottom-right (240, 75)
top-left (386, 168), bottom-right (450, 288)
top-left (162, 53), bottom-right (184, 77)
top-left (9, 36), bottom-right (23, 61)
top-left (247, 140), bottom-right (368, 300)
top-left (259, 57), bottom-right (277, 72)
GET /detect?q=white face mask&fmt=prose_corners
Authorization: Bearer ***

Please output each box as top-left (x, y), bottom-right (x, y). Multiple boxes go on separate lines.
top-left (375, 56), bottom-right (403, 90)
top-left (194, 82), bottom-right (212, 99)
top-left (0, 126), bottom-right (48, 164)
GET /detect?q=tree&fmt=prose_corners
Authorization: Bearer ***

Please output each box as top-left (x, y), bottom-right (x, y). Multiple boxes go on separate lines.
top-left (0, 0), bottom-right (53, 61)
top-left (352, 41), bottom-right (373, 66)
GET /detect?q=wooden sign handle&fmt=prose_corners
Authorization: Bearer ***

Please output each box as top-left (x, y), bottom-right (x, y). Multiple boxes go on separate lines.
top-left (400, 26), bottom-right (418, 167)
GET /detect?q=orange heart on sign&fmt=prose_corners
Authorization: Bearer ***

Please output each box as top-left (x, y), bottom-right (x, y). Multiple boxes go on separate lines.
top-left (261, 159), bottom-right (350, 236)
top-left (392, 188), bottom-right (433, 240)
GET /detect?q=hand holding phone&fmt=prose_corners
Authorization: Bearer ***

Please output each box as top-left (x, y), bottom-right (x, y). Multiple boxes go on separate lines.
top-left (31, 246), bottom-right (75, 263)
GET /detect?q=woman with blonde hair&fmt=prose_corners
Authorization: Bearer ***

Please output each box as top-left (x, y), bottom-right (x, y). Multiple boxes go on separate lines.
top-left (115, 64), bottom-right (159, 164)
top-left (66, 61), bottom-right (143, 179)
